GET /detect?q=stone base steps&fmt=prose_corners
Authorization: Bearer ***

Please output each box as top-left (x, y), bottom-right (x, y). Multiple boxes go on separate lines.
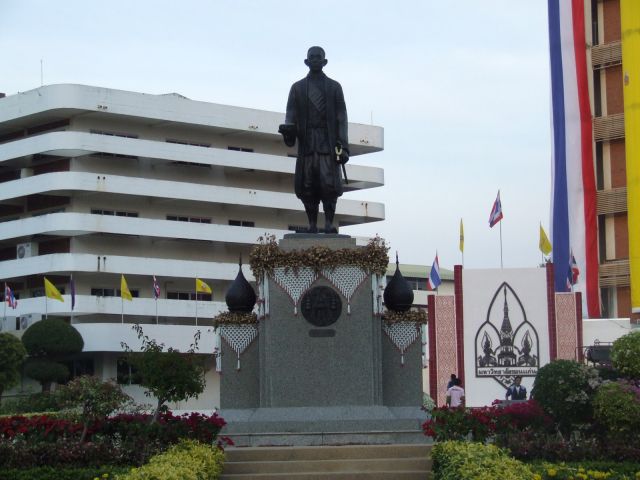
top-left (221, 444), bottom-right (432, 480)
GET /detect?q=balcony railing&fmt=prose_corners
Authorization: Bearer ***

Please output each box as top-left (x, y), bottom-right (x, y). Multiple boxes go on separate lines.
top-left (593, 113), bottom-right (625, 142)
top-left (599, 259), bottom-right (630, 288)
top-left (596, 187), bottom-right (627, 215)
top-left (591, 41), bottom-right (622, 70)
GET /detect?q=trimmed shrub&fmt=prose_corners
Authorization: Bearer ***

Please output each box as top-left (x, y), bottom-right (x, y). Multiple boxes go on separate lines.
top-left (22, 319), bottom-right (84, 357)
top-left (593, 380), bottom-right (640, 440)
top-left (431, 441), bottom-right (535, 480)
top-left (0, 333), bottom-right (27, 397)
top-left (117, 439), bottom-right (225, 480)
top-left (24, 358), bottom-right (69, 387)
top-left (611, 330), bottom-right (640, 379)
top-left (531, 360), bottom-right (599, 433)
top-left (0, 392), bottom-right (63, 414)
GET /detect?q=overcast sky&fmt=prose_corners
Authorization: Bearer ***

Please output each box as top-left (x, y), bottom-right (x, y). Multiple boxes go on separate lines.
top-left (1, 1), bottom-right (551, 271)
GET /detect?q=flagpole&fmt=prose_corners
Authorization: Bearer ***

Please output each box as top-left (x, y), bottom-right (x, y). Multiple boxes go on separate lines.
top-left (70, 275), bottom-right (74, 325)
top-left (3, 284), bottom-right (6, 326)
top-left (195, 276), bottom-right (198, 326)
top-left (121, 295), bottom-right (124, 324)
top-left (45, 294), bottom-right (48, 320)
top-left (499, 221), bottom-right (504, 269)
top-left (155, 297), bottom-right (158, 324)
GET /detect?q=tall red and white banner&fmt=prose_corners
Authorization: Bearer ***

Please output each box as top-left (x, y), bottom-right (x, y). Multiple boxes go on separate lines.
top-left (548, 0), bottom-right (600, 317)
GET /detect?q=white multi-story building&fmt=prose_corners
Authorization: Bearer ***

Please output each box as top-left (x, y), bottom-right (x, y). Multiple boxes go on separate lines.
top-left (0, 84), bottom-right (385, 408)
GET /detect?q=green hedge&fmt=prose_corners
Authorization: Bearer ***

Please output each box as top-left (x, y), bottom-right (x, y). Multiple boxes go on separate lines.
top-left (0, 465), bottom-right (129, 480)
top-left (432, 441), bottom-right (535, 480)
top-left (116, 439), bottom-right (225, 480)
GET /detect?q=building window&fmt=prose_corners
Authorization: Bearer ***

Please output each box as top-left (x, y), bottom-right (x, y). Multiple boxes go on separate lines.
top-left (65, 358), bottom-right (95, 380)
top-left (170, 160), bottom-right (211, 168)
top-left (89, 152), bottom-right (138, 160)
top-left (385, 276), bottom-right (426, 291)
top-left (117, 357), bottom-right (141, 385)
top-left (166, 139), bottom-right (211, 148)
top-left (31, 208), bottom-right (65, 217)
top-left (91, 209), bottom-right (138, 217)
top-left (32, 287), bottom-right (65, 297)
top-left (229, 220), bottom-right (255, 227)
top-left (167, 291), bottom-right (212, 301)
top-left (89, 129), bottom-right (138, 139)
top-left (166, 215), bottom-right (211, 223)
top-left (91, 288), bottom-right (139, 298)
top-left (227, 146), bottom-right (254, 152)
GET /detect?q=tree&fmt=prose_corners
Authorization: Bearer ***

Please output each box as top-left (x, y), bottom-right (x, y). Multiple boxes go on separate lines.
top-left (611, 330), bottom-right (640, 379)
top-left (56, 375), bottom-right (132, 442)
top-left (0, 333), bottom-right (27, 397)
top-left (21, 319), bottom-right (84, 391)
top-left (531, 359), bottom-right (600, 435)
top-left (122, 324), bottom-right (206, 423)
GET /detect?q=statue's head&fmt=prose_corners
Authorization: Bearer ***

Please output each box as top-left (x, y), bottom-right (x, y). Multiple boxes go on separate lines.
top-left (305, 46), bottom-right (327, 73)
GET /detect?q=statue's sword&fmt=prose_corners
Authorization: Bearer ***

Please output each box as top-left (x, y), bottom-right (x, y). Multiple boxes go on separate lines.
top-left (335, 144), bottom-right (348, 184)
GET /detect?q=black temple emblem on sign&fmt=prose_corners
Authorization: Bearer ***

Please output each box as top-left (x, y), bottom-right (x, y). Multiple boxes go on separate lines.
top-left (475, 282), bottom-right (539, 389)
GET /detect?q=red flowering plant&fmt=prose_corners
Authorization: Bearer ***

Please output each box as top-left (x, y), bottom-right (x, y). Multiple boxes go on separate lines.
top-left (423, 406), bottom-right (497, 442)
top-left (0, 414), bottom-right (82, 442)
top-left (493, 400), bottom-right (553, 435)
top-left (423, 400), bottom-right (551, 443)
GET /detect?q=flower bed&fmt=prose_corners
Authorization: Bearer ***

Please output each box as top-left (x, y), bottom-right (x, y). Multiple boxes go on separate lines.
top-left (0, 411), bottom-right (228, 468)
top-left (0, 466), bottom-right (129, 480)
top-left (529, 461), bottom-right (640, 480)
top-left (423, 400), bottom-right (552, 443)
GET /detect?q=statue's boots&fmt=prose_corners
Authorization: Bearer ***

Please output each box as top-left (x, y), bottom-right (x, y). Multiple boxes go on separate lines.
top-left (323, 199), bottom-right (338, 234)
top-left (304, 203), bottom-right (319, 233)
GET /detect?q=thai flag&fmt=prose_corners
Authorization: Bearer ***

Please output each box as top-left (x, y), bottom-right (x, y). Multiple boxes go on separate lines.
top-left (488, 191), bottom-right (503, 228)
top-left (567, 251), bottom-right (580, 290)
top-left (153, 275), bottom-right (161, 300)
top-left (4, 283), bottom-right (17, 309)
top-left (548, 1), bottom-right (599, 316)
top-left (428, 254), bottom-right (442, 291)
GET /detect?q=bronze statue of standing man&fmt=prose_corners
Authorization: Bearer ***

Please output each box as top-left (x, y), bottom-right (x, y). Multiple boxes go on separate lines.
top-left (279, 46), bottom-right (349, 234)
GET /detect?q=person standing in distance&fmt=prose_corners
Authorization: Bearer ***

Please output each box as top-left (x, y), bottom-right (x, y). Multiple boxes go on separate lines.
top-left (446, 378), bottom-right (465, 408)
top-left (505, 376), bottom-right (528, 400)
top-left (279, 46), bottom-right (349, 234)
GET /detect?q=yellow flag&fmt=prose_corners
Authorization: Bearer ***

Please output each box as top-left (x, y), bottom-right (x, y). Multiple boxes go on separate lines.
top-left (539, 224), bottom-right (552, 256)
top-left (196, 278), bottom-right (212, 294)
top-left (459, 218), bottom-right (464, 253)
top-left (44, 277), bottom-right (64, 302)
top-left (120, 274), bottom-right (133, 301)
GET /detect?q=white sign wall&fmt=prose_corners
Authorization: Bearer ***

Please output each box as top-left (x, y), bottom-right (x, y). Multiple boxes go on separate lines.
top-left (462, 268), bottom-right (550, 407)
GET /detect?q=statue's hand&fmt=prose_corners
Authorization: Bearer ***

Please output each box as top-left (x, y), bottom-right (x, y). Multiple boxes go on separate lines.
top-left (338, 150), bottom-right (349, 165)
top-left (278, 124), bottom-right (296, 147)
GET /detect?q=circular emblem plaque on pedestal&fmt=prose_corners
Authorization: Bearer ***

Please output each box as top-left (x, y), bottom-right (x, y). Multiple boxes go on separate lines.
top-left (301, 286), bottom-right (342, 327)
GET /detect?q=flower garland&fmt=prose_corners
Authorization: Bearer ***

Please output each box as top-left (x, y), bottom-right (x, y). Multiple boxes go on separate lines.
top-left (212, 311), bottom-right (258, 328)
top-left (382, 308), bottom-right (428, 325)
top-left (249, 234), bottom-right (390, 279)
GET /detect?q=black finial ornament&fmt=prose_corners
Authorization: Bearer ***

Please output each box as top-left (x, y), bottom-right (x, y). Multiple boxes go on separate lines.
top-left (383, 252), bottom-right (414, 312)
top-left (225, 255), bottom-right (256, 313)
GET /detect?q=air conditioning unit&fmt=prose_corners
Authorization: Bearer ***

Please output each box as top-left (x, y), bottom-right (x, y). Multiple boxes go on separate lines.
top-left (18, 314), bottom-right (41, 331)
top-left (16, 242), bottom-right (38, 259)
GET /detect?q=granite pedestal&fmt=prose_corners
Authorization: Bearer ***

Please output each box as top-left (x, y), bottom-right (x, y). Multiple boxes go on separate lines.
top-left (219, 234), bottom-right (427, 445)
